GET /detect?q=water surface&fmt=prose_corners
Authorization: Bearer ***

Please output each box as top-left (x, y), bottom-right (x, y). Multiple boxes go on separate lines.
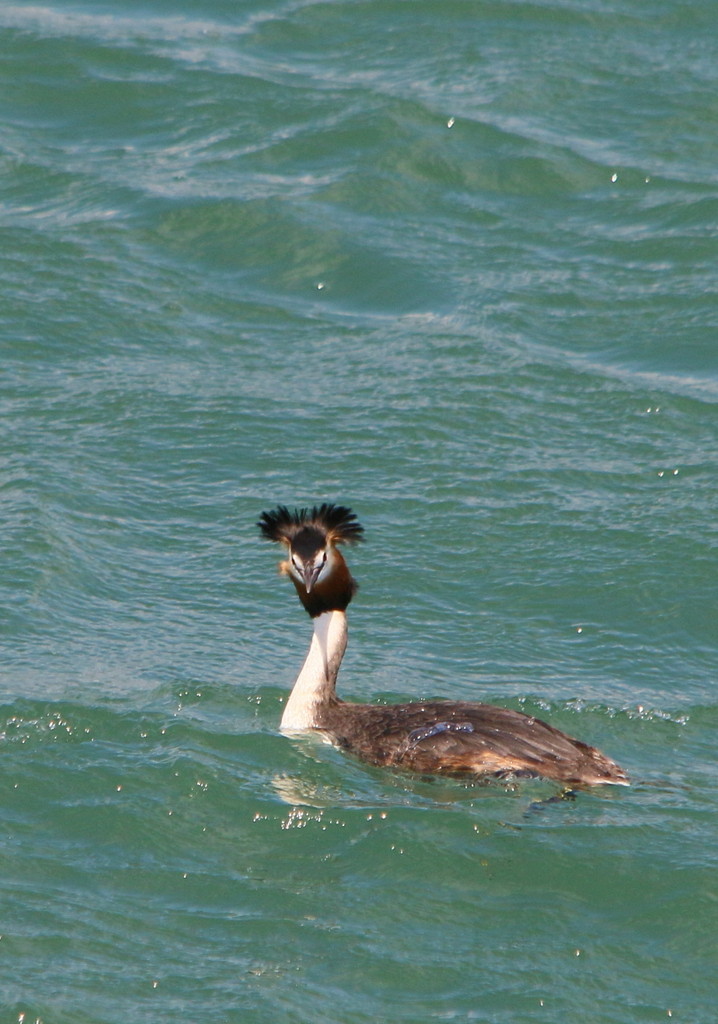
top-left (1, 1), bottom-right (717, 1021)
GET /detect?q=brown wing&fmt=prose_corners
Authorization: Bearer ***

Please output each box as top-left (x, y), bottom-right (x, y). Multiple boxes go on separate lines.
top-left (323, 700), bottom-right (627, 787)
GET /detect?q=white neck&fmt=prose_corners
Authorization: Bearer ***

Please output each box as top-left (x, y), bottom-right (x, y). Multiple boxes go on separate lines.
top-left (280, 610), bottom-right (347, 732)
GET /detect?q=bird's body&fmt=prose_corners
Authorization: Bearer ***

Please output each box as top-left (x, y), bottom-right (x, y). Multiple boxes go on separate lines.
top-left (258, 504), bottom-right (628, 788)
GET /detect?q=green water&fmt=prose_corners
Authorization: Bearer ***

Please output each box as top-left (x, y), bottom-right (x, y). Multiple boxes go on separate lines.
top-left (2, 1), bottom-right (717, 1021)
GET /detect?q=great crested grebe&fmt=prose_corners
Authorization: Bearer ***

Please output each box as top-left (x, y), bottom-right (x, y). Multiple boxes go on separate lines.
top-left (258, 504), bottom-right (628, 788)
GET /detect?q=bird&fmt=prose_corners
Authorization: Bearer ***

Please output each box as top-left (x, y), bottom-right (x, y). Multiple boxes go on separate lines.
top-left (257, 503), bottom-right (629, 788)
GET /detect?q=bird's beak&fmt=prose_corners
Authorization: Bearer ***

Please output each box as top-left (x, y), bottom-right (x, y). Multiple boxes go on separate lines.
top-left (303, 562), bottom-right (322, 593)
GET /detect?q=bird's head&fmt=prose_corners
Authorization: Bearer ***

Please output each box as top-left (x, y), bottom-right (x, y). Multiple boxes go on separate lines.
top-left (258, 503), bottom-right (363, 617)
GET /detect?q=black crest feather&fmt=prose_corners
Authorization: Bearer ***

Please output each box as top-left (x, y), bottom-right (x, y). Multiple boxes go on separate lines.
top-left (257, 503), bottom-right (364, 546)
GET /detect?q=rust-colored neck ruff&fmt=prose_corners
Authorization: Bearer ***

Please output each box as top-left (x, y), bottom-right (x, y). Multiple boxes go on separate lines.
top-left (286, 547), bottom-right (357, 618)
